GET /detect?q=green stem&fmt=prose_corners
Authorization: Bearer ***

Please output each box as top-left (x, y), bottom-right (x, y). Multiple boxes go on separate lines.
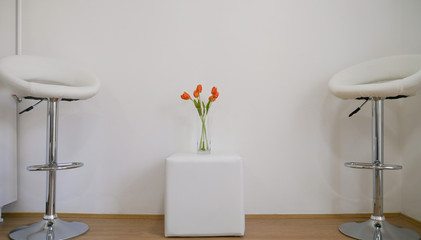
top-left (199, 114), bottom-right (208, 151)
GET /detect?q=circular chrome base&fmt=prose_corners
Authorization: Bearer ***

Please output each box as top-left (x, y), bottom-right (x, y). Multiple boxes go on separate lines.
top-left (339, 219), bottom-right (419, 240)
top-left (9, 218), bottom-right (89, 240)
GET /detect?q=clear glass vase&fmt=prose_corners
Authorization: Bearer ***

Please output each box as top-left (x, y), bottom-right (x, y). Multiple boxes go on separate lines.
top-left (197, 113), bottom-right (211, 154)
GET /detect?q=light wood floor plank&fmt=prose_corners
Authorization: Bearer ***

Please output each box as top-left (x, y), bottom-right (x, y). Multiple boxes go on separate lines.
top-left (1, 213), bottom-right (420, 239)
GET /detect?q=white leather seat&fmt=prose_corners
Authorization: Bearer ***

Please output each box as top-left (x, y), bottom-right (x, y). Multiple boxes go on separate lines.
top-left (0, 55), bottom-right (99, 99)
top-left (329, 55), bottom-right (421, 99)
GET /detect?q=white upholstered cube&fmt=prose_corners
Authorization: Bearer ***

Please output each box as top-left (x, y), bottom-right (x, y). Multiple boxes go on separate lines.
top-left (165, 153), bottom-right (244, 237)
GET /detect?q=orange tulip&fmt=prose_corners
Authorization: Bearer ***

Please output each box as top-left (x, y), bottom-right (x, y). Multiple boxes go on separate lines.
top-left (209, 96), bottom-right (216, 102)
top-left (193, 90), bottom-right (199, 98)
top-left (181, 92), bottom-right (191, 100)
top-left (196, 84), bottom-right (202, 93)
top-left (211, 87), bottom-right (217, 95)
top-left (212, 91), bottom-right (219, 99)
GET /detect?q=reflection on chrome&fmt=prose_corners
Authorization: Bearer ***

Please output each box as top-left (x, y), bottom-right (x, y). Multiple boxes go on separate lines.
top-left (46, 221), bottom-right (54, 240)
top-left (374, 222), bottom-right (382, 240)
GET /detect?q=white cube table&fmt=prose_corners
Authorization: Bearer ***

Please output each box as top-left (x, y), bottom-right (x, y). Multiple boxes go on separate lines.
top-left (165, 153), bottom-right (244, 237)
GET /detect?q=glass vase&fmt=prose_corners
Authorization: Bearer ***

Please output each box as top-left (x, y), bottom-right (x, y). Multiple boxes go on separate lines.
top-left (197, 113), bottom-right (211, 154)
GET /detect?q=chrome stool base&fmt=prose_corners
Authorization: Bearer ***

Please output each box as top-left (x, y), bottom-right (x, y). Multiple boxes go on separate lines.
top-left (9, 100), bottom-right (89, 240)
top-left (339, 99), bottom-right (419, 239)
top-left (339, 219), bottom-right (420, 240)
top-left (9, 218), bottom-right (88, 240)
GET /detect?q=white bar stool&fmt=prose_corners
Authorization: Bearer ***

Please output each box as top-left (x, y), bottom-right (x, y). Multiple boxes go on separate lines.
top-left (0, 55), bottom-right (100, 240)
top-left (329, 55), bottom-right (421, 240)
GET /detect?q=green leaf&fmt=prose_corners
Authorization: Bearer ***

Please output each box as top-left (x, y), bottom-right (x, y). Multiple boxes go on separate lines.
top-left (195, 100), bottom-right (202, 116)
top-left (206, 100), bottom-right (211, 113)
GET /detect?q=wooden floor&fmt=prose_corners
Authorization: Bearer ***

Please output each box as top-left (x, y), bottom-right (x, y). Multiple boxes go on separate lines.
top-left (1, 213), bottom-right (421, 239)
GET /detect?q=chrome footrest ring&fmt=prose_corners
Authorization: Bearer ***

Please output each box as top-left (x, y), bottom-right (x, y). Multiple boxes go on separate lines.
top-left (344, 162), bottom-right (402, 170)
top-left (27, 162), bottom-right (84, 171)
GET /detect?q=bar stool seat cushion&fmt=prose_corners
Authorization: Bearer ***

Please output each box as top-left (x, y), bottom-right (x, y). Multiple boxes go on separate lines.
top-left (329, 55), bottom-right (421, 99)
top-left (0, 55), bottom-right (99, 100)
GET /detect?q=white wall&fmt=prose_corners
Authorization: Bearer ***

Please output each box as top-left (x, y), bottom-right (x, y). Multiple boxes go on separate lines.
top-left (0, 0), bottom-right (15, 57)
top-left (401, 0), bottom-right (421, 222)
top-left (0, 0), bottom-right (419, 217)
top-left (0, 0), bottom-right (18, 212)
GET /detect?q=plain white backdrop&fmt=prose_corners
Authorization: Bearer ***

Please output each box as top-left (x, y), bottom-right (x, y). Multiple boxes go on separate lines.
top-left (0, 0), bottom-right (421, 221)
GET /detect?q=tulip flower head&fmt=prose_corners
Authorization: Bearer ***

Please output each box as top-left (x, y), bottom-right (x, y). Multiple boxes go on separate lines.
top-left (196, 84), bottom-right (202, 93)
top-left (211, 87), bottom-right (217, 95)
top-left (181, 92), bottom-right (191, 100)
